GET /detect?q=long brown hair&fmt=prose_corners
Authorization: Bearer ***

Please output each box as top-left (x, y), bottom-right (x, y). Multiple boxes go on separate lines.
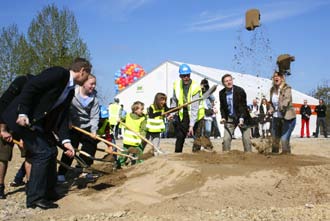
top-left (153, 92), bottom-right (167, 109)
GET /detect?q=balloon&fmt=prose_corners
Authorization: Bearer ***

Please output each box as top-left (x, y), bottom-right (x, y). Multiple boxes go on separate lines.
top-left (114, 63), bottom-right (146, 94)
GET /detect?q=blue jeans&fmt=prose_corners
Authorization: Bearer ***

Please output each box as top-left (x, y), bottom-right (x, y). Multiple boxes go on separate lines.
top-left (204, 119), bottom-right (212, 137)
top-left (272, 117), bottom-right (296, 153)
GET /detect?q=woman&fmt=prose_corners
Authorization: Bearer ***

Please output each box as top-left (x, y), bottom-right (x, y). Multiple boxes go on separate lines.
top-left (268, 72), bottom-right (296, 154)
top-left (57, 74), bottom-right (100, 182)
top-left (259, 98), bottom-right (271, 138)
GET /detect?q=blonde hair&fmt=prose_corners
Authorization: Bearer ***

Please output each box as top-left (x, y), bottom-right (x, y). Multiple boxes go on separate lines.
top-left (153, 93), bottom-right (167, 109)
top-left (131, 101), bottom-right (144, 113)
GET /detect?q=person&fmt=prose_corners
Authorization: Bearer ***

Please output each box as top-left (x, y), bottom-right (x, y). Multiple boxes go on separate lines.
top-left (145, 93), bottom-right (170, 155)
top-left (118, 104), bottom-right (127, 139)
top-left (211, 101), bottom-right (221, 138)
top-left (300, 99), bottom-right (312, 138)
top-left (1, 57), bottom-right (92, 209)
top-left (249, 98), bottom-right (260, 138)
top-left (268, 71), bottom-right (296, 154)
top-left (0, 74), bottom-right (33, 199)
top-left (120, 101), bottom-right (147, 166)
top-left (170, 64), bottom-right (205, 153)
top-left (219, 73), bottom-right (252, 152)
top-left (314, 99), bottom-right (328, 138)
top-left (200, 79), bottom-right (214, 150)
top-left (259, 98), bottom-right (271, 138)
top-left (57, 74), bottom-right (100, 182)
top-left (108, 98), bottom-right (121, 140)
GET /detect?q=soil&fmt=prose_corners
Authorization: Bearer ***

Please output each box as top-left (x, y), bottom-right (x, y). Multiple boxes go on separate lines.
top-left (1, 137), bottom-right (330, 220)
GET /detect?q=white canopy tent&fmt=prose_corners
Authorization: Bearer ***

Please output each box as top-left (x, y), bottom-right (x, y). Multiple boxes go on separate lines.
top-left (115, 60), bottom-right (318, 137)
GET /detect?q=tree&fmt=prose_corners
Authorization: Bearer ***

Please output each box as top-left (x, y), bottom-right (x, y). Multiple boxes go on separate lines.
top-left (0, 24), bottom-right (27, 94)
top-left (27, 4), bottom-right (90, 74)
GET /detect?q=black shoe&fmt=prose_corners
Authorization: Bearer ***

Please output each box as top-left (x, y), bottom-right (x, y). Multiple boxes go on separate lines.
top-left (0, 185), bottom-right (5, 199)
top-left (28, 199), bottom-right (59, 210)
top-left (46, 192), bottom-right (62, 201)
top-left (9, 181), bottom-right (26, 187)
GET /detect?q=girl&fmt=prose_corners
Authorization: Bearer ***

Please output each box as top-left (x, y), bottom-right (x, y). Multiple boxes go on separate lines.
top-left (57, 74), bottom-right (100, 181)
top-left (145, 93), bottom-right (171, 155)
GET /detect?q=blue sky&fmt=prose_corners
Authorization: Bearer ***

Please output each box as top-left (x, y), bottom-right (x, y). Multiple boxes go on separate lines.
top-left (1, 0), bottom-right (329, 104)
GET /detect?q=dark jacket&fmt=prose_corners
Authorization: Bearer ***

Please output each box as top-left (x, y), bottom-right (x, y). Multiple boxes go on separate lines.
top-left (2, 67), bottom-right (74, 142)
top-left (0, 74), bottom-right (33, 124)
top-left (219, 85), bottom-right (251, 125)
top-left (315, 104), bottom-right (327, 118)
top-left (300, 105), bottom-right (312, 120)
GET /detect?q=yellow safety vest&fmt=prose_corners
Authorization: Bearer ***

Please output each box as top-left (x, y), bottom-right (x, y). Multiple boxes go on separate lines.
top-left (108, 103), bottom-right (121, 125)
top-left (146, 104), bottom-right (165, 133)
top-left (173, 79), bottom-right (205, 121)
top-left (123, 114), bottom-right (145, 146)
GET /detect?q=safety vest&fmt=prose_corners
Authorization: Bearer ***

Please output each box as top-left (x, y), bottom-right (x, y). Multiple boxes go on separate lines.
top-left (146, 105), bottom-right (165, 133)
top-left (108, 103), bottom-right (121, 125)
top-left (123, 114), bottom-right (145, 146)
top-left (173, 79), bottom-right (205, 121)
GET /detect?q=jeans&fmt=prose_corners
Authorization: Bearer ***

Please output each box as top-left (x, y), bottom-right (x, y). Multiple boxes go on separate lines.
top-left (316, 117), bottom-right (328, 137)
top-left (14, 161), bottom-right (26, 183)
top-left (272, 117), bottom-right (296, 153)
top-left (204, 119), bottom-right (212, 137)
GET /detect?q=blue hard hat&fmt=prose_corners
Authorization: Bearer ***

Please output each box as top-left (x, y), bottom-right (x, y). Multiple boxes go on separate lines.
top-left (99, 105), bottom-right (109, 118)
top-left (179, 64), bottom-right (191, 75)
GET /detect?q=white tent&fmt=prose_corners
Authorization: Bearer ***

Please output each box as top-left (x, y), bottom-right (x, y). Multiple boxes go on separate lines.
top-left (115, 60), bottom-right (318, 137)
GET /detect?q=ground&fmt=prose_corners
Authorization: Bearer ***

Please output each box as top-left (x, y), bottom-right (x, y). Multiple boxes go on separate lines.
top-left (1, 137), bottom-right (330, 221)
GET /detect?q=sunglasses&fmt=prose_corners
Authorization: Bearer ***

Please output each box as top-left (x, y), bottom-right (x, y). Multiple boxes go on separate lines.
top-left (180, 74), bottom-right (190, 78)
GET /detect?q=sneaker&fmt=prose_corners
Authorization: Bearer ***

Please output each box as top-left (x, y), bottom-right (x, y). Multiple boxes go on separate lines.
top-left (57, 175), bottom-right (66, 183)
top-left (9, 181), bottom-right (26, 187)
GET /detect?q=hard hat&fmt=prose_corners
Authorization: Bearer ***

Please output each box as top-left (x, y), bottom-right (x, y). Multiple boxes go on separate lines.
top-left (179, 64), bottom-right (191, 75)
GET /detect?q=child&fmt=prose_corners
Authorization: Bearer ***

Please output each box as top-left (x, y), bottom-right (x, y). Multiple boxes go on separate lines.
top-left (145, 93), bottom-right (171, 155)
top-left (119, 101), bottom-right (147, 166)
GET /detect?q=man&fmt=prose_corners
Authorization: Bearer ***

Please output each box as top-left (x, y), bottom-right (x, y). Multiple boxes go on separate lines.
top-left (108, 98), bottom-right (121, 140)
top-left (219, 74), bottom-right (252, 152)
top-left (2, 58), bottom-right (92, 209)
top-left (314, 99), bottom-right (328, 138)
top-left (300, 99), bottom-right (312, 138)
top-left (170, 64), bottom-right (205, 152)
top-left (0, 74), bottom-right (33, 199)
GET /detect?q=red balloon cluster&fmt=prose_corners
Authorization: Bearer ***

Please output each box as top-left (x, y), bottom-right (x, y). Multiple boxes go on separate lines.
top-left (114, 63), bottom-right (146, 93)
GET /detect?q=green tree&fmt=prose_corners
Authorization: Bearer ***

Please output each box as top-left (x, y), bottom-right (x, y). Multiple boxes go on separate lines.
top-left (27, 4), bottom-right (90, 74)
top-left (0, 24), bottom-right (27, 94)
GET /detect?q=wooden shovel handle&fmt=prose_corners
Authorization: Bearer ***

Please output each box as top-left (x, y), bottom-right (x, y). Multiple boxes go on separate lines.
top-left (72, 126), bottom-right (124, 152)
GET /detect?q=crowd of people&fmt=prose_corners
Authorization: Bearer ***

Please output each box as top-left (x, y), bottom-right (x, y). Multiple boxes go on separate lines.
top-left (0, 60), bottom-right (328, 209)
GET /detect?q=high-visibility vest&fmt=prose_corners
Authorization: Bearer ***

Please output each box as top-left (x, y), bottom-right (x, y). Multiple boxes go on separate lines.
top-left (173, 79), bottom-right (205, 121)
top-left (108, 103), bottom-right (120, 125)
top-left (123, 114), bottom-right (145, 146)
top-left (146, 105), bottom-right (165, 133)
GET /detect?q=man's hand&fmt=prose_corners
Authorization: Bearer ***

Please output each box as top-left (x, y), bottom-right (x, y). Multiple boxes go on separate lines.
top-left (16, 115), bottom-right (30, 127)
top-left (220, 118), bottom-right (226, 124)
top-left (187, 126), bottom-right (194, 137)
top-left (63, 142), bottom-right (75, 158)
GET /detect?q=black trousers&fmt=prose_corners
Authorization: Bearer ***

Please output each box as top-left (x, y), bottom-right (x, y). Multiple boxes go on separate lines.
top-left (173, 110), bottom-right (190, 153)
top-left (21, 128), bottom-right (57, 207)
top-left (58, 127), bottom-right (97, 175)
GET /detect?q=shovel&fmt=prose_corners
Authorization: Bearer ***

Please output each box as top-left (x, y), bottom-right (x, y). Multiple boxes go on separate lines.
top-left (72, 126), bottom-right (137, 160)
top-left (119, 121), bottom-right (164, 155)
top-left (162, 84), bottom-right (217, 116)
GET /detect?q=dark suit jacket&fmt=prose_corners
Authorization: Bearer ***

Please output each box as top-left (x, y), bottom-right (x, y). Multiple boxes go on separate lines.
top-left (2, 67), bottom-right (74, 142)
top-left (219, 85), bottom-right (251, 124)
top-left (0, 74), bottom-right (33, 124)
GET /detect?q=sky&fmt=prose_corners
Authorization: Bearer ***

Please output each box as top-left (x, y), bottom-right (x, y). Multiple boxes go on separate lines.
top-left (1, 0), bottom-right (330, 104)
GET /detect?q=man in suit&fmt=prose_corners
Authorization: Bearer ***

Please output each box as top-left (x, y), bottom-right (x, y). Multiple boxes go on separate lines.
top-left (2, 58), bottom-right (92, 209)
top-left (219, 74), bottom-right (252, 152)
